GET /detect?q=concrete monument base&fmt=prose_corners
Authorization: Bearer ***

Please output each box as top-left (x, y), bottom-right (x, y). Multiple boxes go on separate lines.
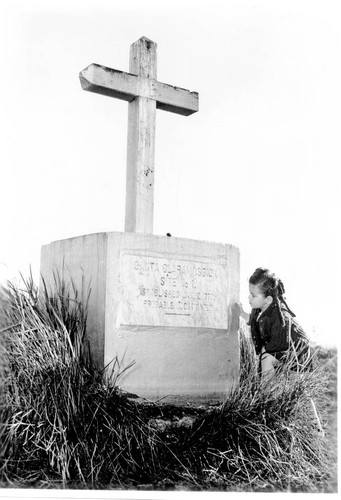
top-left (40, 232), bottom-right (240, 404)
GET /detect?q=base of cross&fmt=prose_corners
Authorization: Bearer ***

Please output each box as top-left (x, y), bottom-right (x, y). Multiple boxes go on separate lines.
top-left (40, 231), bottom-right (240, 404)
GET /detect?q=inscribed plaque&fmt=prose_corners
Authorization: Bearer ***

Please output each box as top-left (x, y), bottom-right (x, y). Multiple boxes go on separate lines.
top-left (118, 254), bottom-right (228, 328)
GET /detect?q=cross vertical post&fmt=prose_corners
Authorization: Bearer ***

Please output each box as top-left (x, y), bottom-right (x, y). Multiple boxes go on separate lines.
top-left (125, 38), bottom-right (157, 233)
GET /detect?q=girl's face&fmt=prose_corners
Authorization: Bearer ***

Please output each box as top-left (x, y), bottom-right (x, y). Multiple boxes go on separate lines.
top-left (248, 284), bottom-right (271, 311)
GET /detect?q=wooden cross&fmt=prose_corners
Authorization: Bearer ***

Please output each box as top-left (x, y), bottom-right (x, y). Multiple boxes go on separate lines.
top-left (79, 36), bottom-right (199, 234)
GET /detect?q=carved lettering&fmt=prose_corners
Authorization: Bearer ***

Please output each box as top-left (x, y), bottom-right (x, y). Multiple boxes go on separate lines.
top-left (119, 255), bottom-right (228, 328)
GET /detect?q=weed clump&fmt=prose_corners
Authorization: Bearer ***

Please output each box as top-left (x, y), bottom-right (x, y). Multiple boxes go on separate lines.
top-left (0, 277), bottom-right (337, 491)
top-left (0, 275), bottom-right (161, 487)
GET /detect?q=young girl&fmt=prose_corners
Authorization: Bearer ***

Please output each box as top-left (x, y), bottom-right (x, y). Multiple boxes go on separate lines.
top-left (238, 267), bottom-right (324, 435)
top-left (238, 267), bottom-right (311, 377)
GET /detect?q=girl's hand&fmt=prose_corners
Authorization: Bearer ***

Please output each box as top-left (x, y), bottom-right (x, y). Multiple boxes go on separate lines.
top-left (234, 302), bottom-right (250, 322)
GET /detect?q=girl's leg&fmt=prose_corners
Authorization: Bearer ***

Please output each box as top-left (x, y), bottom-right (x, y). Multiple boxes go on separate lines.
top-left (260, 348), bottom-right (277, 379)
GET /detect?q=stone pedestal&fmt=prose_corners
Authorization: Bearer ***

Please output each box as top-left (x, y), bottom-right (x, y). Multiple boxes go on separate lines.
top-left (40, 232), bottom-right (240, 404)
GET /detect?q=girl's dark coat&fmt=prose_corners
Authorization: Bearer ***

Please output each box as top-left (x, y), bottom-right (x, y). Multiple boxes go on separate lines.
top-left (249, 301), bottom-right (311, 369)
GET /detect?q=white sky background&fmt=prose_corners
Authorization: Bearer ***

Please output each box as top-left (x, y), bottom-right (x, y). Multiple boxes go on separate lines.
top-left (0, 0), bottom-right (340, 347)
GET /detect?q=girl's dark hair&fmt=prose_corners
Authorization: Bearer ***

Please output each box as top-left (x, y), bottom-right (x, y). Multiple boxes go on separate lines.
top-left (249, 267), bottom-right (295, 325)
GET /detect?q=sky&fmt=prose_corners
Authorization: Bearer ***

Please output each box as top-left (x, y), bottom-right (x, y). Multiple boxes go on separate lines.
top-left (0, 0), bottom-right (340, 347)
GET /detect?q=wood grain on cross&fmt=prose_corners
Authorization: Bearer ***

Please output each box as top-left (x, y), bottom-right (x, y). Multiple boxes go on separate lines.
top-left (79, 36), bottom-right (199, 234)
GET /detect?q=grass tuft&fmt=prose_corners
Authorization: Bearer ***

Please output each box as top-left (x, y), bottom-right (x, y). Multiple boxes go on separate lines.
top-left (0, 277), bottom-right (337, 491)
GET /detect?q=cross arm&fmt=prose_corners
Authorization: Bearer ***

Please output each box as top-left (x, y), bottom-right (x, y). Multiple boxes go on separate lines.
top-left (79, 63), bottom-right (199, 116)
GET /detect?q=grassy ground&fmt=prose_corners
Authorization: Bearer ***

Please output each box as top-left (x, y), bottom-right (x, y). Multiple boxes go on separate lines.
top-left (0, 276), bottom-right (337, 492)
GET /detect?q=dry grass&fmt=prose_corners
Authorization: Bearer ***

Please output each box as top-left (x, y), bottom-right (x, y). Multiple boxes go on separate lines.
top-left (0, 276), bottom-right (337, 491)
